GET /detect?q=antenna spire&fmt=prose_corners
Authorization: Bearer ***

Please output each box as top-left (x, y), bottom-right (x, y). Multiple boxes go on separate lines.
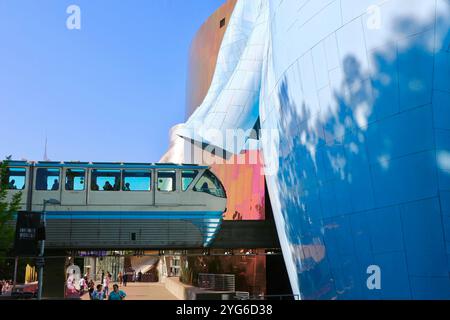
top-left (44, 135), bottom-right (50, 161)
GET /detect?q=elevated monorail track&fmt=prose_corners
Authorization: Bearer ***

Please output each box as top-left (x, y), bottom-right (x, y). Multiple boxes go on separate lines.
top-left (3, 161), bottom-right (228, 248)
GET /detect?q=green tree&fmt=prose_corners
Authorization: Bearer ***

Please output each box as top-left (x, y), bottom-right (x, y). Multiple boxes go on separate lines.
top-left (0, 157), bottom-right (22, 266)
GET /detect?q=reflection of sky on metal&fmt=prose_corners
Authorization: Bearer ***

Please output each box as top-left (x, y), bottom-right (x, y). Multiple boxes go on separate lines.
top-left (161, 0), bottom-right (266, 222)
top-left (261, 0), bottom-right (450, 300)
top-left (178, 0), bottom-right (268, 154)
top-left (186, 0), bottom-right (238, 118)
top-left (175, 0), bottom-right (450, 300)
top-left (438, 151), bottom-right (450, 171)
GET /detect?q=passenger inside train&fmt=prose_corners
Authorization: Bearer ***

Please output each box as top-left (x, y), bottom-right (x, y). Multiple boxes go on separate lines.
top-left (51, 179), bottom-right (59, 191)
top-left (3, 161), bottom-right (227, 200)
top-left (8, 179), bottom-right (17, 189)
top-left (5, 167), bottom-right (26, 190)
top-left (2, 161), bottom-right (227, 249)
top-left (103, 181), bottom-right (113, 191)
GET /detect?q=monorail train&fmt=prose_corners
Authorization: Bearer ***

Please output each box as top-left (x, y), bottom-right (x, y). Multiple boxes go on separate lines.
top-left (3, 161), bottom-right (227, 249)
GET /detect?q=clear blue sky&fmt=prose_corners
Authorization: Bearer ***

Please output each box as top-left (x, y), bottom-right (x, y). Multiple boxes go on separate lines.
top-left (0, 0), bottom-right (225, 162)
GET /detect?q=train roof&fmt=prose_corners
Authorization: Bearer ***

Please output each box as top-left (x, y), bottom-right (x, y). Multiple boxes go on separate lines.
top-left (3, 160), bottom-right (209, 170)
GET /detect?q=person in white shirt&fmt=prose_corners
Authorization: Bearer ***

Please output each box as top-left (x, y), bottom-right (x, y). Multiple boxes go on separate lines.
top-left (79, 277), bottom-right (86, 295)
top-left (103, 272), bottom-right (111, 297)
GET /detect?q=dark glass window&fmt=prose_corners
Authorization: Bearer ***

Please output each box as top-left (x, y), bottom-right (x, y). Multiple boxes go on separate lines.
top-left (65, 169), bottom-right (86, 191)
top-left (91, 169), bottom-right (121, 191)
top-left (194, 170), bottom-right (226, 198)
top-left (36, 168), bottom-right (60, 191)
top-left (5, 167), bottom-right (26, 190)
top-left (157, 170), bottom-right (176, 192)
top-left (220, 18), bottom-right (226, 28)
top-left (122, 170), bottom-right (151, 191)
top-left (181, 170), bottom-right (198, 191)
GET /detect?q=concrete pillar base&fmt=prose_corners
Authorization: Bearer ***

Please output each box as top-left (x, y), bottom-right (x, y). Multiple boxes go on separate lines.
top-left (43, 252), bottom-right (66, 299)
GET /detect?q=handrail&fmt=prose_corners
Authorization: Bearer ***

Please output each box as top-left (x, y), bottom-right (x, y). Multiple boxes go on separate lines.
top-left (198, 273), bottom-right (235, 292)
top-left (253, 294), bottom-right (300, 300)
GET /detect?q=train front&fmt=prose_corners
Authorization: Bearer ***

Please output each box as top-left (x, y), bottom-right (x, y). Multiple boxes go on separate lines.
top-left (184, 168), bottom-right (227, 247)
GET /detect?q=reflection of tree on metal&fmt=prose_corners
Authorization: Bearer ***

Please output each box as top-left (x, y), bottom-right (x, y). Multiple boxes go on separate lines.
top-left (232, 211), bottom-right (242, 221)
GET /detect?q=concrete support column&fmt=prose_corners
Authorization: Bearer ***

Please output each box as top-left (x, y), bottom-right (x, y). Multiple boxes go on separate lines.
top-left (43, 251), bottom-right (66, 299)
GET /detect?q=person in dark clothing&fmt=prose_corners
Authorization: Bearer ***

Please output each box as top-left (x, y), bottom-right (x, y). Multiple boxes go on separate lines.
top-left (88, 280), bottom-right (95, 299)
top-left (8, 179), bottom-right (17, 189)
top-left (51, 179), bottom-right (59, 190)
top-left (123, 273), bottom-right (128, 286)
top-left (103, 182), bottom-right (113, 191)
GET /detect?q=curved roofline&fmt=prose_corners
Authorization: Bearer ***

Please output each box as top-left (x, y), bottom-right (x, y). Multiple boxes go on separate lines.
top-left (2, 160), bottom-right (209, 170)
top-left (189, 0), bottom-right (237, 50)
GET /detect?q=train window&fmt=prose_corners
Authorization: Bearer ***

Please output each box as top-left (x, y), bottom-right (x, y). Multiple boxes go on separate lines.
top-left (181, 170), bottom-right (198, 191)
top-left (91, 169), bottom-right (121, 191)
top-left (36, 168), bottom-right (60, 191)
top-left (65, 169), bottom-right (85, 191)
top-left (193, 170), bottom-right (226, 198)
top-left (157, 170), bottom-right (176, 192)
top-left (4, 168), bottom-right (26, 190)
top-left (122, 170), bottom-right (151, 191)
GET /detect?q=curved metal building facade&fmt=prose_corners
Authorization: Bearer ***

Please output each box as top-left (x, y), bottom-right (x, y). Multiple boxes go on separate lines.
top-left (173, 0), bottom-right (450, 299)
top-left (186, 0), bottom-right (238, 118)
top-left (262, 0), bottom-right (450, 300)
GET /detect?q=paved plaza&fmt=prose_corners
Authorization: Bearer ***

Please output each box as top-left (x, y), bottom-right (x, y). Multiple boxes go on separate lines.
top-left (81, 282), bottom-right (178, 300)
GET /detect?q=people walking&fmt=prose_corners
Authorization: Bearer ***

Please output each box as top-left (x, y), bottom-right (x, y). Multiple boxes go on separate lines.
top-left (123, 272), bottom-right (128, 287)
top-left (0, 280), bottom-right (12, 296)
top-left (79, 276), bottom-right (87, 296)
top-left (108, 284), bottom-right (126, 300)
top-left (91, 284), bottom-right (105, 300)
top-left (103, 272), bottom-right (111, 297)
top-left (88, 280), bottom-right (95, 299)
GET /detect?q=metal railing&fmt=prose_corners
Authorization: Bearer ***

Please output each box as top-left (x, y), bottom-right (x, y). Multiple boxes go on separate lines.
top-left (234, 291), bottom-right (250, 300)
top-left (198, 273), bottom-right (235, 292)
top-left (253, 294), bottom-right (300, 300)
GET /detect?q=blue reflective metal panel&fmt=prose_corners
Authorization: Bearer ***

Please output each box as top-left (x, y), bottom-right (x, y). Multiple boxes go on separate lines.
top-left (181, 0), bottom-right (450, 299)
